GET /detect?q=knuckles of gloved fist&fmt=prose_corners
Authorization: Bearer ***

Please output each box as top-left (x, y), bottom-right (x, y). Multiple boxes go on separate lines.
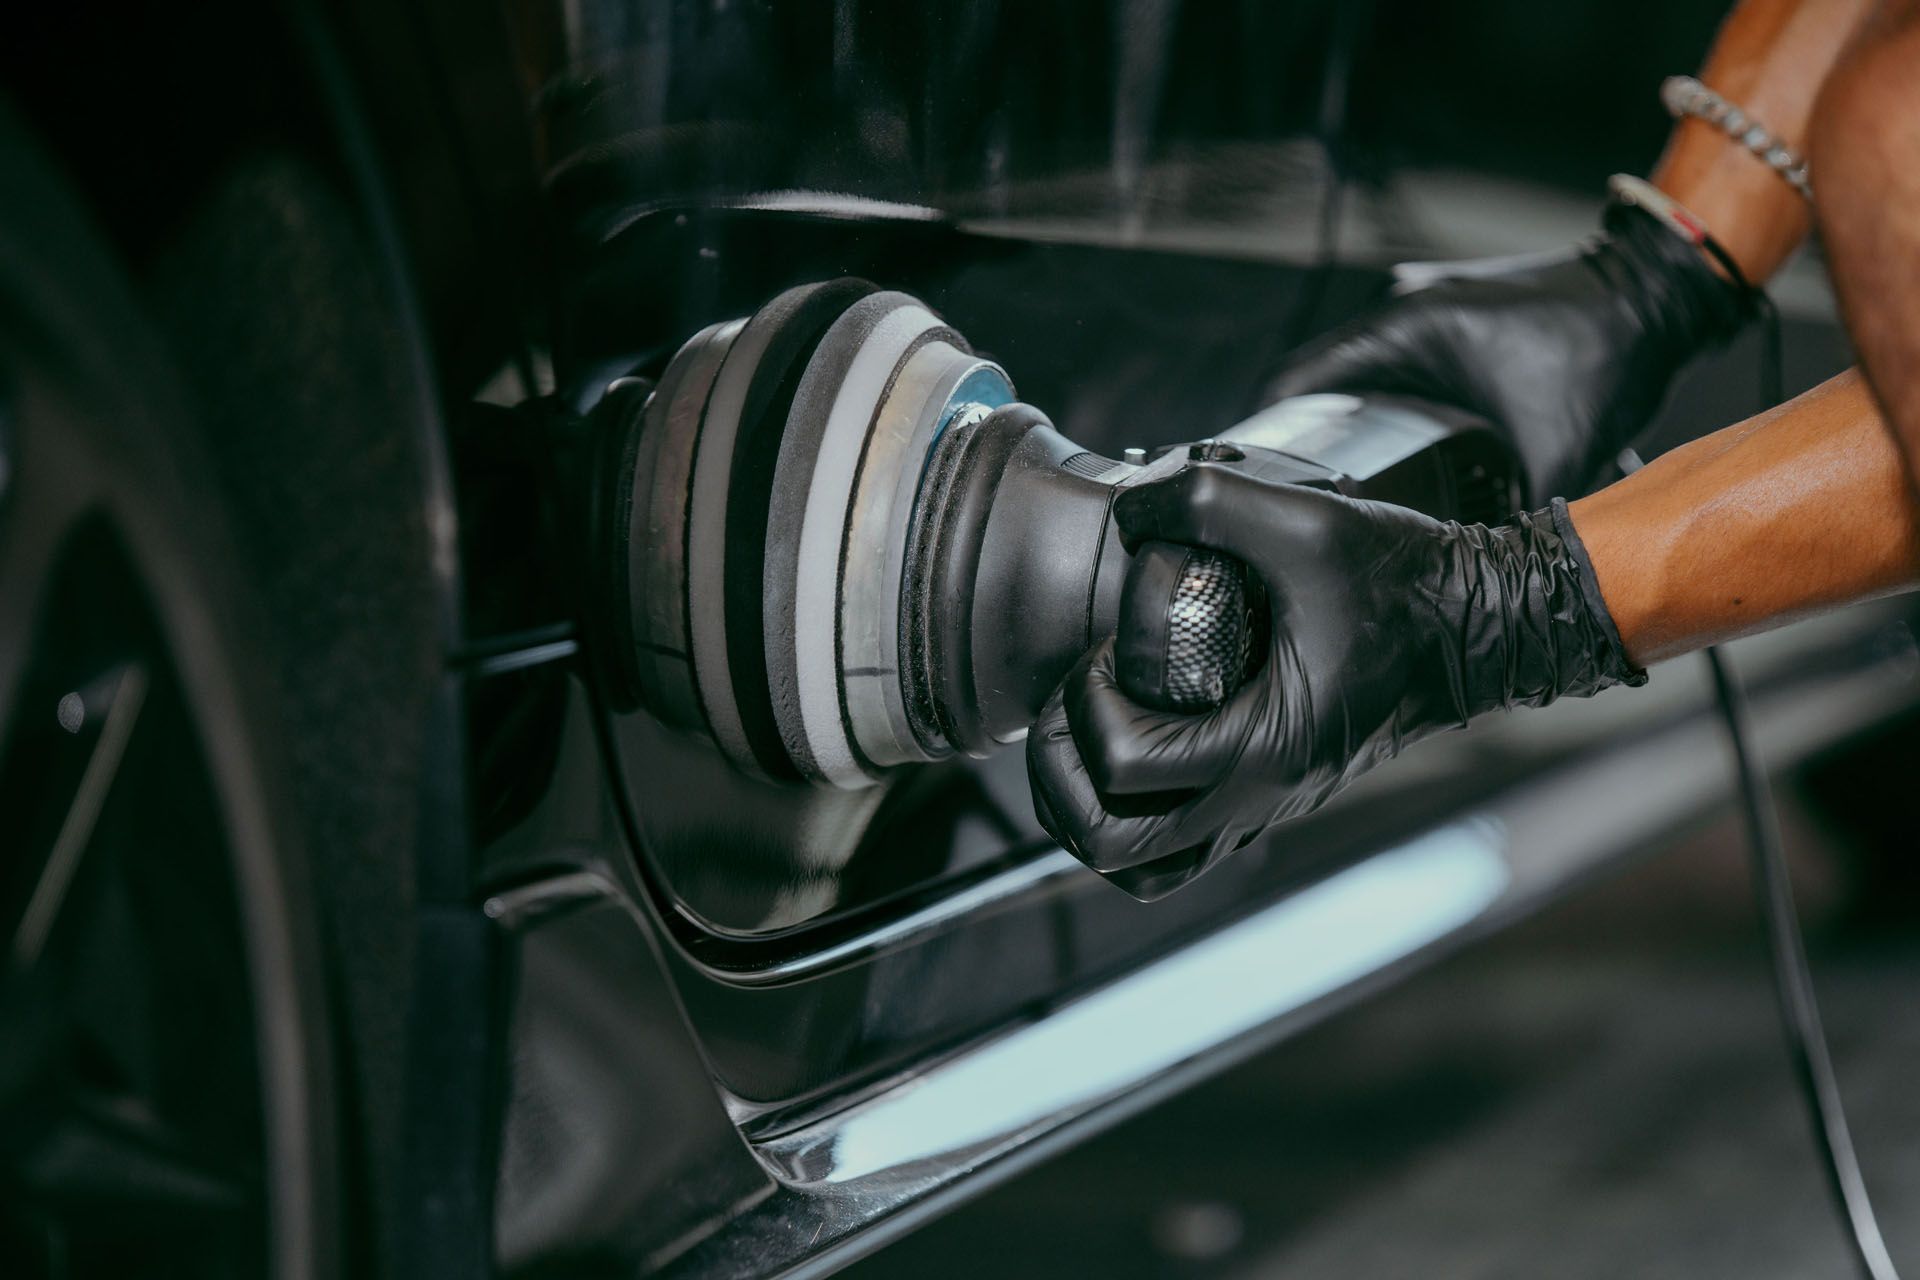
top-left (1027, 462), bottom-right (1644, 891)
top-left (1028, 466), bottom-right (1429, 875)
top-left (1026, 644), bottom-right (1284, 877)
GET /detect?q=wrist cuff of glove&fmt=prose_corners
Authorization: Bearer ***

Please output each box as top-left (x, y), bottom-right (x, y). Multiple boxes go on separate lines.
top-left (1549, 498), bottom-right (1648, 689)
top-left (1600, 197), bottom-right (1753, 350)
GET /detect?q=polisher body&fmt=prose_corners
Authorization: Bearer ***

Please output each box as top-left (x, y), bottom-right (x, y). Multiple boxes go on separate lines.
top-left (593, 280), bottom-right (1518, 788)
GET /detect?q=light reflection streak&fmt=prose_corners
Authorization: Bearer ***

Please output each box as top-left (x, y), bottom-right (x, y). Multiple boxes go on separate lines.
top-left (803, 819), bottom-right (1511, 1185)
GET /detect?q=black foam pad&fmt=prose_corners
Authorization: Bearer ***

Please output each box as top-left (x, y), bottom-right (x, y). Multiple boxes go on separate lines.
top-left (762, 291), bottom-right (927, 781)
top-left (720, 277), bottom-right (876, 780)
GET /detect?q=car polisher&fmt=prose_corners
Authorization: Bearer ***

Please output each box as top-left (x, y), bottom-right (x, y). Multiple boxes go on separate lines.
top-left (588, 278), bottom-right (1519, 790)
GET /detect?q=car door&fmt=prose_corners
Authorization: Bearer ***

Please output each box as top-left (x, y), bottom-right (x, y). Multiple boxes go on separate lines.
top-left (475, 3), bottom-right (1920, 1276)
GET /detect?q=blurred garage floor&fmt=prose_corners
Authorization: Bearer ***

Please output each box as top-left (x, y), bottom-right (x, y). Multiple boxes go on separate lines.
top-left (845, 792), bottom-right (1920, 1279)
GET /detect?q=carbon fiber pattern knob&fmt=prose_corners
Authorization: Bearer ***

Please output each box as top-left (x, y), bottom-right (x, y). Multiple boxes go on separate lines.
top-left (1162, 551), bottom-right (1251, 709)
top-left (1114, 542), bottom-right (1254, 713)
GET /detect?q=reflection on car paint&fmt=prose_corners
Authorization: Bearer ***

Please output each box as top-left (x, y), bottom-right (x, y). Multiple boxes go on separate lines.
top-left (764, 818), bottom-right (1511, 1186)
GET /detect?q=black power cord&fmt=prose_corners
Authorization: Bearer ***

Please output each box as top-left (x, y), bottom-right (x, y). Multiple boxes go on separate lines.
top-left (1706, 643), bottom-right (1899, 1280)
top-left (1628, 286), bottom-right (1901, 1279)
top-left (1726, 289), bottom-right (1899, 1279)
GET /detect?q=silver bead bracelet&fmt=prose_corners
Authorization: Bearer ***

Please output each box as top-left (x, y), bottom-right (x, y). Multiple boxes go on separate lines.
top-left (1661, 74), bottom-right (1813, 204)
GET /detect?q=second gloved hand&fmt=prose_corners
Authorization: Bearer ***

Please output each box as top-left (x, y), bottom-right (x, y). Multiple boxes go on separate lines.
top-left (1027, 463), bottom-right (1645, 897)
top-left (1264, 195), bottom-right (1749, 502)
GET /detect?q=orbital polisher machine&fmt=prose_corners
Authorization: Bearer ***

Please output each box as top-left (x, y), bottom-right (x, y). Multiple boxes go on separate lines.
top-left (589, 278), bottom-right (1519, 816)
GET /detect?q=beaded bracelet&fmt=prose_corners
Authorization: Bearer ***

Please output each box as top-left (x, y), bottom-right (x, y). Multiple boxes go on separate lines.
top-left (1661, 74), bottom-right (1813, 204)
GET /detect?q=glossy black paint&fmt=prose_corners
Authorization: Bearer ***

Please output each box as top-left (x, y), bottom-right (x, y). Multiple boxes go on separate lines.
top-left (24, 0), bottom-right (1895, 1276)
top-left (471, 4), bottom-right (1919, 1277)
top-left (531, 1), bottom-right (1347, 241)
top-left (485, 611), bottom-right (1920, 1276)
top-left (494, 881), bottom-right (769, 1273)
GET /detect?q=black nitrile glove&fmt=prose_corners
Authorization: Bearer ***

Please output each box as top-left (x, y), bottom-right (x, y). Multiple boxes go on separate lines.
top-left (1027, 463), bottom-right (1644, 898)
top-left (1264, 199), bottom-right (1749, 502)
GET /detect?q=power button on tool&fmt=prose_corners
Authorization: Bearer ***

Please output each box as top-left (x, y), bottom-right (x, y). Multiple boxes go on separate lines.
top-left (1187, 439), bottom-right (1245, 464)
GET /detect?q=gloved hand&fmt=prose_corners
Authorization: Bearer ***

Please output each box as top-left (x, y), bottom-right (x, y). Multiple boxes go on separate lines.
top-left (1264, 197), bottom-right (1749, 502)
top-left (1027, 463), bottom-right (1645, 898)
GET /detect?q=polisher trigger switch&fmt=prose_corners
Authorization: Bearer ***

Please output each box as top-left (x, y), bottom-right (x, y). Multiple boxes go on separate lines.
top-left (1113, 541), bottom-right (1255, 714)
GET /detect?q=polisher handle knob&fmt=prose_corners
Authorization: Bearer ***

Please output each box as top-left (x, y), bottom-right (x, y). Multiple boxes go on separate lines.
top-left (1113, 541), bottom-right (1256, 713)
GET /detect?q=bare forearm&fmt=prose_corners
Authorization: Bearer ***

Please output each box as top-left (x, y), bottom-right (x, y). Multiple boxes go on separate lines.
top-left (1651, 0), bottom-right (1877, 282)
top-left (1568, 370), bottom-right (1920, 666)
top-left (1811, 3), bottom-right (1920, 486)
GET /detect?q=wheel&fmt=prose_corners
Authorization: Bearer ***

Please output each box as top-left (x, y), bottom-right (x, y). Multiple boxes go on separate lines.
top-left (0, 111), bottom-right (341, 1277)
